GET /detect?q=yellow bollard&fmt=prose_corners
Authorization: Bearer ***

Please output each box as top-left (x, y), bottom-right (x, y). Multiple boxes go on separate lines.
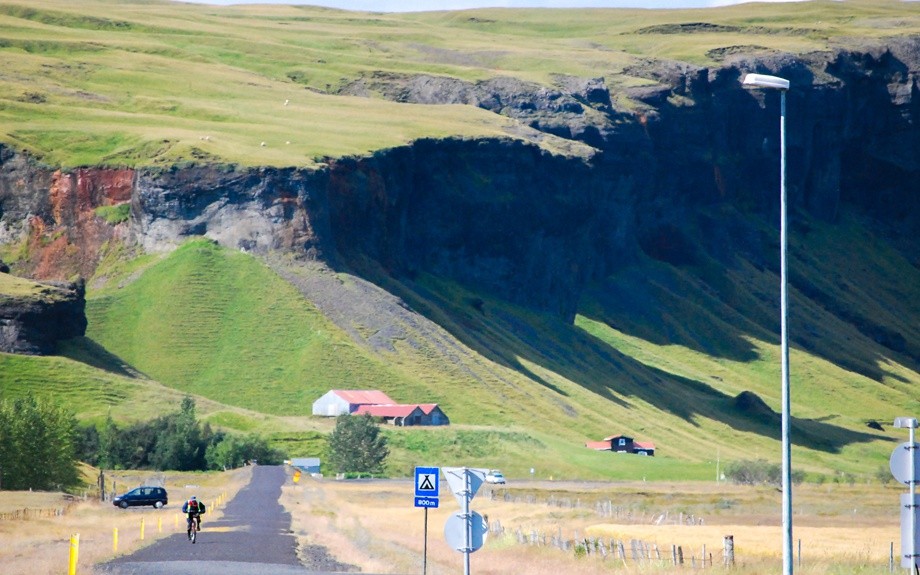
top-left (158, 517), bottom-right (162, 533)
top-left (113, 528), bottom-right (118, 554)
top-left (174, 514), bottom-right (179, 529)
top-left (68, 533), bottom-right (79, 575)
top-left (140, 517), bottom-right (145, 541)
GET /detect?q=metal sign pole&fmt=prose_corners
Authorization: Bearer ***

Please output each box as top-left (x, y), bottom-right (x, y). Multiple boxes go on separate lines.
top-left (893, 418), bottom-right (920, 573)
top-left (423, 507), bottom-right (428, 575)
top-left (911, 426), bottom-right (917, 574)
top-left (463, 467), bottom-right (471, 575)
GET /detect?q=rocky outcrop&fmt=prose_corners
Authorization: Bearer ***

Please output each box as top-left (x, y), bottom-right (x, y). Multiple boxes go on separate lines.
top-left (0, 40), bottom-right (917, 337)
top-left (0, 276), bottom-right (86, 354)
top-left (0, 154), bottom-right (135, 281)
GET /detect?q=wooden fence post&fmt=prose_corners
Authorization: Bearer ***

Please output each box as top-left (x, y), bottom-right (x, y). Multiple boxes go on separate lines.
top-left (723, 535), bottom-right (735, 567)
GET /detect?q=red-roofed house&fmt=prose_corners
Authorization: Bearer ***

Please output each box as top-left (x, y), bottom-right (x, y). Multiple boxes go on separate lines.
top-left (585, 434), bottom-right (655, 456)
top-left (312, 390), bottom-right (396, 417)
top-left (312, 390), bottom-right (450, 426)
top-left (417, 404), bottom-right (450, 426)
top-left (354, 404), bottom-right (425, 426)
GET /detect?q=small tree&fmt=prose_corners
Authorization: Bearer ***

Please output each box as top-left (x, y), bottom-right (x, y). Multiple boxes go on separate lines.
top-left (327, 414), bottom-right (389, 476)
top-left (0, 394), bottom-right (81, 491)
top-left (205, 433), bottom-right (283, 470)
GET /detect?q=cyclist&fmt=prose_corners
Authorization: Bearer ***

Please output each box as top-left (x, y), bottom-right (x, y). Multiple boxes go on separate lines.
top-left (181, 496), bottom-right (206, 538)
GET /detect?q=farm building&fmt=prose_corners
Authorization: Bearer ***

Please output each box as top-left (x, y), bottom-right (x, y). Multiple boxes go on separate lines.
top-left (352, 403), bottom-right (450, 426)
top-left (418, 404), bottom-right (450, 426)
top-left (354, 404), bottom-right (425, 426)
top-left (633, 441), bottom-right (655, 456)
top-left (585, 434), bottom-right (655, 456)
top-left (312, 390), bottom-right (396, 416)
top-left (290, 457), bottom-right (321, 474)
top-left (313, 390), bottom-right (450, 426)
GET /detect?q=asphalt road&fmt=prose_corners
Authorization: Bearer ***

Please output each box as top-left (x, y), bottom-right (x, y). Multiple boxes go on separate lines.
top-left (97, 465), bottom-right (354, 575)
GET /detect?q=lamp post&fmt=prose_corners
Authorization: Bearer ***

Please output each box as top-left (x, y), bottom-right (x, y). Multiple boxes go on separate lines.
top-left (742, 72), bottom-right (792, 575)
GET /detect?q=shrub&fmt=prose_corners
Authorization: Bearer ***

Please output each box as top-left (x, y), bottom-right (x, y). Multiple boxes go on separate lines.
top-left (94, 203), bottom-right (131, 224)
top-left (725, 459), bottom-right (779, 486)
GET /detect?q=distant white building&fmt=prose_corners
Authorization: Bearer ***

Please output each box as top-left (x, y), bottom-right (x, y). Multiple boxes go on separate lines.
top-left (290, 457), bottom-right (321, 474)
top-left (312, 389), bottom-right (396, 416)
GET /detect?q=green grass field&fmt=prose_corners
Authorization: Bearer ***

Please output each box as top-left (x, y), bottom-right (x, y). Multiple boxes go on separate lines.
top-left (1, 1), bottom-right (919, 168)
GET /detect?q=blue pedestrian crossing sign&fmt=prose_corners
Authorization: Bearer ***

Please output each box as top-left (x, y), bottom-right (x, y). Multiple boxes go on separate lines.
top-left (414, 466), bottom-right (440, 508)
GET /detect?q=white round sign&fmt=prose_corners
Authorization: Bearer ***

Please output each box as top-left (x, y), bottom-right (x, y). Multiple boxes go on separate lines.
top-left (444, 511), bottom-right (488, 553)
top-left (889, 442), bottom-right (920, 484)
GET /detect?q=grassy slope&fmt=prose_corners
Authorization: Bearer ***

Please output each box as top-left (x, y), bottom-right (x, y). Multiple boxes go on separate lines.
top-left (0, 1), bottom-right (918, 167)
top-left (83, 239), bottom-right (717, 478)
top-left (86, 224), bottom-right (918, 477)
top-left (2, 211), bottom-right (917, 479)
top-left (86, 239), bottom-right (415, 412)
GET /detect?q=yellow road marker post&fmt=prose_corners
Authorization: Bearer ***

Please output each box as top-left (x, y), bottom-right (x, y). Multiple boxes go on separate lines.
top-left (68, 533), bottom-right (80, 575)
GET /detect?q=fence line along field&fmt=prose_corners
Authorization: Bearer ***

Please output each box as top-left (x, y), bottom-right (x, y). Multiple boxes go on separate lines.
top-left (0, 467), bottom-right (251, 575)
top-left (281, 474), bottom-right (904, 575)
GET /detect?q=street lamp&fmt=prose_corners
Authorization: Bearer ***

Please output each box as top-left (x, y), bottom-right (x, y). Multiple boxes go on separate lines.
top-left (742, 72), bottom-right (792, 575)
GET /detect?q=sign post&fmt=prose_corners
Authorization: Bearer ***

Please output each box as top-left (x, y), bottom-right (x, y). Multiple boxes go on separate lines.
top-left (443, 467), bottom-right (488, 575)
top-left (892, 417), bottom-right (920, 571)
top-left (414, 467), bottom-right (440, 575)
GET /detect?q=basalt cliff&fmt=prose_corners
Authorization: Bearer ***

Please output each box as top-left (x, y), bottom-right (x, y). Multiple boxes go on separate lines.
top-left (1, 39), bottom-right (918, 363)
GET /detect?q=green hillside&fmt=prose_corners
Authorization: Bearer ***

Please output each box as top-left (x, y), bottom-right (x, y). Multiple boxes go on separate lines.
top-left (73, 216), bottom-right (920, 478)
top-left (1, 0), bottom-right (918, 168)
top-left (86, 239), bottom-right (416, 412)
top-left (2, 213), bottom-right (918, 478)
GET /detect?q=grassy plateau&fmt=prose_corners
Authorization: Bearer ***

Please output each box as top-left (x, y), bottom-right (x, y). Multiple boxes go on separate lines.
top-left (0, 1), bottom-right (918, 167)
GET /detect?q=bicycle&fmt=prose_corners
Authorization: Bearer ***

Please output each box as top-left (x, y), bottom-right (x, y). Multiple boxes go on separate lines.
top-left (187, 514), bottom-right (200, 544)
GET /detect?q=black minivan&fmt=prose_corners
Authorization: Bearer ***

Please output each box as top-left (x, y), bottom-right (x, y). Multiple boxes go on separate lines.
top-left (112, 486), bottom-right (168, 509)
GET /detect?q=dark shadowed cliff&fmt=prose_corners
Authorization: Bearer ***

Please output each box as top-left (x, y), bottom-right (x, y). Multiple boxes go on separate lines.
top-left (2, 39), bottom-right (917, 329)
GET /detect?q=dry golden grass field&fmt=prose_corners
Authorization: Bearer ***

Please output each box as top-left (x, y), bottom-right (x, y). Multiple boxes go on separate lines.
top-left (0, 468), bottom-right (906, 575)
top-left (0, 467), bottom-right (251, 575)
top-left (281, 474), bottom-right (905, 575)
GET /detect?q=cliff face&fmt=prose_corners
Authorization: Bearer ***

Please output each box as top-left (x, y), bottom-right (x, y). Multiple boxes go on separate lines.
top-left (0, 40), bottom-right (917, 333)
top-left (0, 277), bottom-right (86, 355)
top-left (0, 149), bottom-right (134, 281)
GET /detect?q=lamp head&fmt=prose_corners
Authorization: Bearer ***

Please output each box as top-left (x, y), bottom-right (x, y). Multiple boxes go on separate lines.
top-left (742, 73), bottom-right (790, 91)
top-left (894, 417), bottom-right (919, 429)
